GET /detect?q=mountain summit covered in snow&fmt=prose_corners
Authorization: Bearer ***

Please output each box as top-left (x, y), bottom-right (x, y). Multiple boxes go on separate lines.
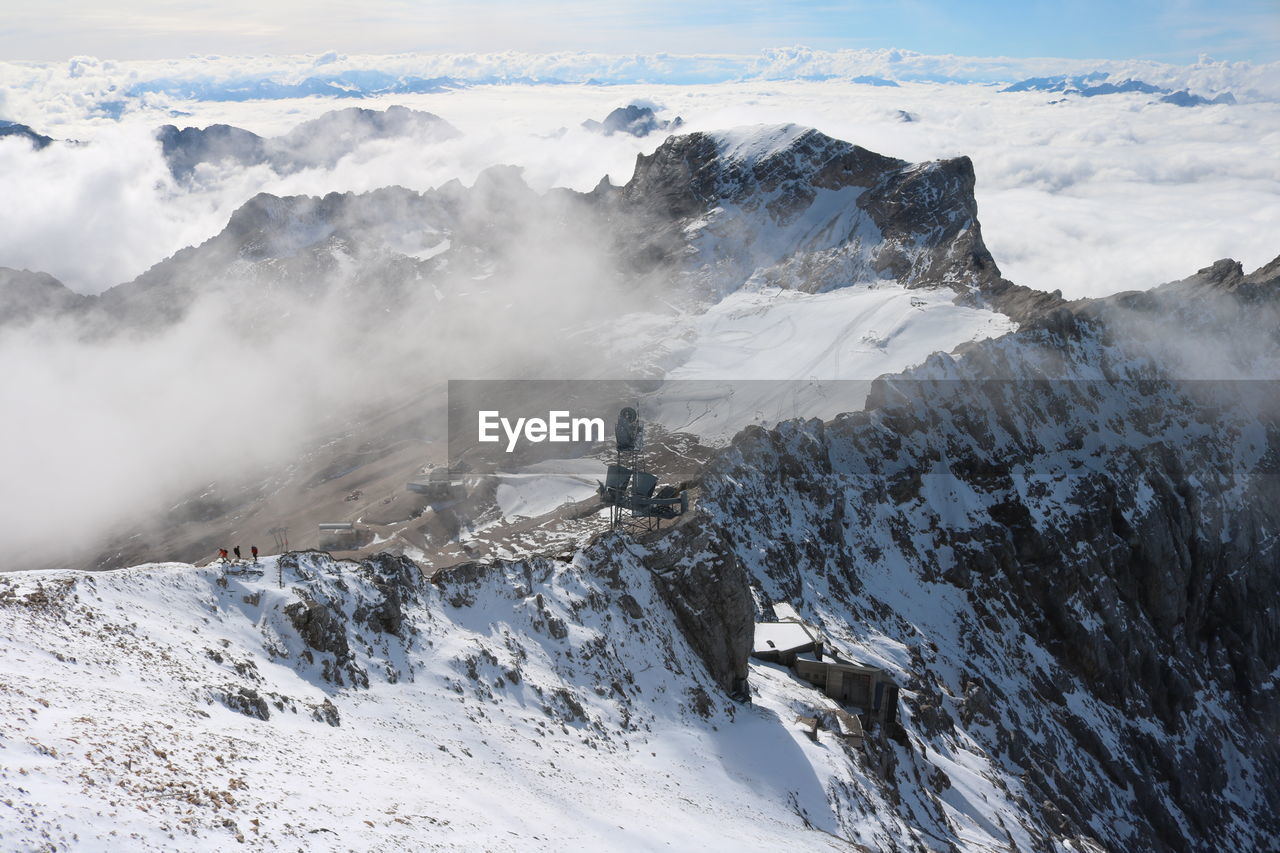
top-left (1, 110), bottom-right (1278, 852)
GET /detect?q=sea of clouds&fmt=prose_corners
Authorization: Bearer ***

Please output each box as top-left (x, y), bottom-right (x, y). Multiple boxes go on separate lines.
top-left (0, 48), bottom-right (1276, 297)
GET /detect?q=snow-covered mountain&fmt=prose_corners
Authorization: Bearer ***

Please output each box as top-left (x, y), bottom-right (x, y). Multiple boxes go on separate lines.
top-left (0, 120), bottom-right (54, 149)
top-left (695, 253), bottom-right (1280, 850)
top-left (4, 253), bottom-right (1277, 850)
top-left (0, 119), bottom-right (1043, 571)
top-left (2, 104), bottom-right (1278, 851)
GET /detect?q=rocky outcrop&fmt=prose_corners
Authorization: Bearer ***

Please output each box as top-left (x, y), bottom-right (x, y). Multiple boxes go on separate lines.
top-left (636, 521), bottom-right (755, 698)
top-left (622, 126), bottom-right (905, 215)
top-left (858, 155), bottom-right (999, 288)
top-left (691, 254), bottom-right (1280, 851)
top-left (615, 125), bottom-right (1011, 295)
top-left (425, 530), bottom-right (755, 704)
top-left (582, 105), bottom-right (682, 137)
top-left (157, 123), bottom-right (268, 180)
top-left (0, 121), bottom-right (54, 150)
top-left (278, 551), bottom-right (424, 687)
top-left (353, 553), bottom-right (423, 637)
top-left (219, 685), bottom-right (271, 720)
top-left (427, 543), bottom-right (746, 725)
top-left (284, 593), bottom-right (351, 660)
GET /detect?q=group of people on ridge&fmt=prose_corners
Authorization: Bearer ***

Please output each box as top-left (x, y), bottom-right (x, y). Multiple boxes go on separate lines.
top-left (217, 545), bottom-right (259, 565)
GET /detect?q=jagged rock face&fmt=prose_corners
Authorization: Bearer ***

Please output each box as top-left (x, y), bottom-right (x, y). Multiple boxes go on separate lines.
top-left (634, 521), bottom-right (755, 696)
top-left (582, 105), bottom-right (682, 137)
top-left (615, 125), bottom-right (1003, 295)
top-left (278, 550), bottom-right (425, 687)
top-left (284, 593), bottom-right (352, 661)
top-left (858, 156), bottom-right (999, 288)
top-left (354, 552), bottom-right (423, 636)
top-left (692, 256), bottom-right (1280, 851)
top-left (622, 126), bottom-right (904, 217)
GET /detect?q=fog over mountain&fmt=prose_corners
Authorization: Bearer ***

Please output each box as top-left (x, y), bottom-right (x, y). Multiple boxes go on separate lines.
top-left (2, 61), bottom-right (1275, 298)
top-left (1, 50), bottom-right (1278, 852)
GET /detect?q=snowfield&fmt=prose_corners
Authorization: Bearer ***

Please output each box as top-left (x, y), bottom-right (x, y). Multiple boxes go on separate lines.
top-left (0, 552), bottom-right (885, 851)
top-left (651, 282), bottom-right (1015, 441)
top-left (493, 459), bottom-right (605, 521)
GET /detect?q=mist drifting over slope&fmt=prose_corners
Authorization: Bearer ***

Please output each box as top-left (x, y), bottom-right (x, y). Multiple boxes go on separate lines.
top-left (1, 50), bottom-right (1277, 571)
top-left (0, 156), bottom-right (645, 568)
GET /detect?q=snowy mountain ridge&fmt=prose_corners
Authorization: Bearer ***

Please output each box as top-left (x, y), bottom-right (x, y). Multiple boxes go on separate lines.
top-left (4, 253), bottom-right (1277, 851)
top-left (0, 120), bottom-right (1026, 331)
top-left (0, 547), bottom-right (875, 851)
top-left (695, 253), bottom-right (1280, 851)
top-left (614, 124), bottom-right (1012, 302)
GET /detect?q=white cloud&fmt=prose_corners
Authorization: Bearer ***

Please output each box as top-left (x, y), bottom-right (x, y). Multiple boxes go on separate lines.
top-left (0, 124), bottom-right (219, 291)
top-left (2, 49), bottom-right (1277, 133)
top-left (2, 74), bottom-right (1277, 298)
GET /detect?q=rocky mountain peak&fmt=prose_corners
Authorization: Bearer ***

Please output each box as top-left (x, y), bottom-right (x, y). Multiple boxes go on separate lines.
top-left (622, 125), bottom-right (905, 218)
top-left (619, 124), bottom-right (1006, 294)
top-left (582, 104), bottom-right (682, 137)
top-left (0, 120), bottom-right (55, 150)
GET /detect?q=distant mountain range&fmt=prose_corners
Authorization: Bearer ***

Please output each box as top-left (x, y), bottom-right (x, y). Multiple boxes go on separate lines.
top-left (1002, 73), bottom-right (1236, 105)
top-left (131, 71), bottom-right (465, 102)
top-left (1, 115), bottom-right (1046, 336)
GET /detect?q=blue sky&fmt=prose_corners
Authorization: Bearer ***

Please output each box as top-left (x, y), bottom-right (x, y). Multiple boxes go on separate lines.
top-left (3, 0), bottom-right (1277, 62)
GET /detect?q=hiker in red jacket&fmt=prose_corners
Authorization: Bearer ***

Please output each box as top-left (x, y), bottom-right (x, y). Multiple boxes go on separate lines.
top-left (251, 545), bottom-right (259, 564)
top-left (218, 548), bottom-right (229, 564)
